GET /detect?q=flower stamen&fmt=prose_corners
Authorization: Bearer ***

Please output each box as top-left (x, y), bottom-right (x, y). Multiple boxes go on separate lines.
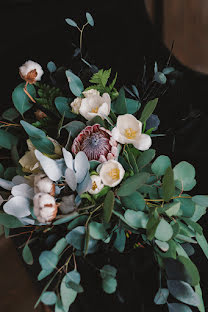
top-left (124, 128), bottom-right (137, 139)
top-left (91, 106), bottom-right (99, 113)
top-left (108, 168), bottom-right (120, 180)
top-left (92, 181), bottom-right (98, 190)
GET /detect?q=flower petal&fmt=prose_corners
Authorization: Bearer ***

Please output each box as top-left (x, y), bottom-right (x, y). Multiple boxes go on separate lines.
top-left (111, 127), bottom-right (126, 144)
top-left (98, 102), bottom-right (110, 118)
top-left (133, 133), bottom-right (152, 151)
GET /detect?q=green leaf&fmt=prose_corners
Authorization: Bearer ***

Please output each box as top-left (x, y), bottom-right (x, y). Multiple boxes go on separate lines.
top-left (65, 226), bottom-right (85, 250)
top-left (12, 83), bottom-right (36, 115)
top-left (60, 276), bottom-right (77, 312)
top-left (65, 270), bottom-right (81, 285)
top-left (47, 61), bottom-right (56, 73)
top-left (195, 232), bottom-right (208, 260)
top-left (100, 265), bottom-right (117, 279)
top-left (20, 120), bottom-right (46, 138)
top-left (154, 72), bottom-right (167, 84)
top-left (167, 280), bottom-right (200, 307)
top-left (182, 218), bottom-right (202, 235)
top-left (51, 238), bottom-right (68, 256)
top-left (164, 202), bottom-right (181, 217)
top-left (39, 251), bottom-right (58, 271)
top-left (30, 137), bottom-right (55, 155)
top-left (167, 303), bottom-right (193, 312)
top-left (102, 276), bottom-right (117, 294)
top-left (63, 120), bottom-right (85, 138)
top-left (137, 149), bottom-right (156, 169)
top-left (89, 221), bottom-right (107, 240)
top-left (154, 288), bottom-right (169, 304)
top-left (174, 197), bottom-right (195, 218)
top-left (0, 129), bottom-right (18, 150)
top-left (41, 291), bottom-right (57, 305)
top-left (89, 69), bottom-right (111, 87)
top-left (162, 167), bottom-right (175, 202)
top-left (155, 219), bottom-right (173, 242)
top-left (151, 155), bottom-right (171, 176)
top-left (0, 213), bottom-right (23, 228)
top-left (65, 18), bottom-right (78, 27)
top-left (140, 98), bottom-right (158, 123)
top-left (117, 172), bottom-right (150, 196)
top-left (2, 108), bottom-right (19, 121)
top-left (111, 87), bottom-right (127, 114)
top-left (0, 163), bottom-right (4, 178)
top-left (177, 256), bottom-right (200, 286)
top-left (65, 70), bottom-right (84, 97)
top-left (195, 284), bottom-right (205, 312)
top-left (66, 281), bottom-right (83, 293)
top-left (53, 213), bottom-right (78, 225)
top-left (124, 210), bottom-right (148, 229)
top-left (155, 240), bottom-right (169, 252)
top-left (55, 97), bottom-right (76, 119)
top-left (127, 149), bottom-right (138, 173)
top-left (38, 269), bottom-right (53, 281)
top-left (55, 298), bottom-right (65, 312)
top-left (22, 244), bottom-right (33, 265)
top-left (114, 228), bottom-right (126, 252)
top-left (87, 115), bottom-right (106, 127)
top-left (146, 213), bottom-right (160, 240)
top-left (4, 167), bottom-right (17, 180)
top-left (191, 204), bottom-right (207, 222)
top-left (103, 191), bottom-right (114, 223)
top-left (126, 98), bottom-right (140, 114)
top-left (86, 12), bottom-right (94, 26)
top-left (173, 161), bottom-right (196, 191)
top-left (192, 195), bottom-right (208, 207)
top-left (120, 191), bottom-right (145, 211)
top-left (67, 215), bottom-right (88, 231)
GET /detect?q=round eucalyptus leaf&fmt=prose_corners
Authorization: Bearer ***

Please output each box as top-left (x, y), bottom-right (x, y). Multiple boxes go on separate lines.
top-left (86, 12), bottom-right (94, 26)
top-left (155, 219), bottom-right (173, 242)
top-left (0, 129), bottom-right (18, 150)
top-left (11, 183), bottom-right (34, 199)
top-left (63, 120), bottom-right (85, 138)
top-left (192, 195), bottom-right (208, 207)
top-left (151, 155), bottom-right (171, 176)
top-left (167, 280), bottom-right (200, 307)
top-left (60, 275), bottom-right (77, 312)
top-left (35, 150), bottom-right (62, 181)
top-left (65, 168), bottom-right (77, 191)
top-left (3, 196), bottom-right (31, 218)
top-left (65, 18), bottom-right (78, 27)
top-left (22, 244), bottom-right (33, 265)
top-left (47, 61), bottom-right (57, 73)
top-left (0, 178), bottom-right (14, 190)
top-left (65, 226), bottom-right (85, 250)
top-left (65, 70), bottom-right (84, 97)
top-left (65, 270), bottom-right (81, 285)
top-left (124, 210), bottom-right (148, 229)
top-left (12, 83), bottom-right (36, 115)
top-left (89, 221), bottom-right (107, 240)
top-left (2, 107), bottom-right (19, 121)
top-left (121, 192), bottom-right (145, 211)
top-left (102, 276), bottom-right (117, 294)
top-left (167, 303), bottom-right (193, 312)
top-left (154, 72), bottom-right (167, 84)
top-left (74, 151), bottom-right (89, 183)
top-left (41, 291), bottom-right (57, 305)
top-left (76, 171), bottom-right (92, 195)
top-left (39, 251), bottom-right (58, 271)
top-left (173, 161), bottom-right (195, 191)
top-left (155, 240), bottom-right (169, 252)
top-left (55, 97), bottom-right (76, 119)
top-left (100, 265), bottom-right (117, 279)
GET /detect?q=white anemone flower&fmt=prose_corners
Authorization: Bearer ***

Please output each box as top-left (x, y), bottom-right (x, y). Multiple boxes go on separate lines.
top-left (33, 193), bottom-right (57, 223)
top-left (111, 114), bottom-right (152, 151)
top-left (19, 60), bottom-right (44, 84)
top-left (70, 97), bottom-right (82, 114)
top-left (88, 175), bottom-right (104, 194)
top-left (99, 160), bottom-right (125, 187)
top-left (79, 89), bottom-right (111, 120)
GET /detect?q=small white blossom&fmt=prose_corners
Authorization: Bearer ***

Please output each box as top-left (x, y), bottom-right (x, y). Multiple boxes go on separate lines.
top-left (33, 193), bottom-right (57, 223)
top-left (111, 114), bottom-right (152, 151)
top-left (19, 60), bottom-right (44, 83)
top-left (88, 175), bottom-right (104, 194)
top-left (99, 160), bottom-right (125, 187)
top-left (34, 174), bottom-right (55, 195)
top-left (70, 97), bottom-right (82, 114)
top-left (79, 89), bottom-right (111, 120)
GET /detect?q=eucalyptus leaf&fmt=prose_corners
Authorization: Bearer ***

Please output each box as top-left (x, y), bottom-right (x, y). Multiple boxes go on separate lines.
top-left (63, 120), bottom-right (85, 138)
top-left (120, 191), bottom-right (145, 211)
top-left (103, 190), bottom-right (114, 223)
top-left (2, 107), bottom-right (19, 121)
top-left (65, 70), bottom-right (84, 97)
top-left (162, 167), bottom-right (175, 202)
top-left (55, 97), bottom-right (76, 119)
top-left (111, 87), bottom-right (127, 114)
top-left (47, 61), bottom-right (57, 73)
top-left (151, 155), bottom-right (171, 176)
top-left (102, 276), bottom-right (117, 294)
top-left (126, 98), bottom-right (140, 114)
top-left (140, 98), bottom-right (158, 123)
top-left (124, 210), bottom-right (148, 229)
top-left (192, 195), bottom-right (208, 207)
top-left (0, 129), bottom-right (18, 150)
top-left (154, 288), bottom-right (169, 304)
top-left (89, 221), bottom-right (107, 240)
top-left (173, 161), bottom-right (195, 191)
top-left (155, 219), bottom-right (173, 242)
top-left (39, 251), bottom-right (58, 271)
top-left (41, 291), bottom-right (57, 306)
top-left (86, 12), bottom-right (94, 26)
top-left (167, 280), bottom-right (200, 306)
top-left (22, 244), bottom-right (33, 265)
top-left (114, 228), bottom-right (126, 252)
top-left (137, 149), bottom-right (155, 169)
top-left (60, 275), bottom-right (77, 312)
top-left (35, 150), bottom-right (62, 181)
top-left (117, 172), bottom-right (150, 196)
top-left (65, 18), bottom-right (78, 27)
top-left (3, 196), bottom-right (31, 218)
top-left (0, 213), bottom-right (23, 228)
top-left (30, 137), bottom-right (55, 155)
top-left (51, 238), bottom-right (68, 256)
top-left (167, 303), bottom-right (193, 312)
top-left (12, 83), bottom-right (36, 115)
top-left (65, 226), bottom-right (85, 250)
top-left (154, 72), bottom-right (167, 84)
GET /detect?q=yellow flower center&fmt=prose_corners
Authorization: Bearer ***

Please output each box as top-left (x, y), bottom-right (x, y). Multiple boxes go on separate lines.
top-left (92, 181), bottom-right (98, 190)
top-left (91, 106), bottom-right (99, 113)
top-left (124, 128), bottom-right (137, 139)
top-left (108, 168), bottom-right (120, 180)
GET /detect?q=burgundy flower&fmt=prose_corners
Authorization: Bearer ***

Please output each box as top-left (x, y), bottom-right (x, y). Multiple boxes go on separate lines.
top-left (71, 124), bottom-right (118, 162)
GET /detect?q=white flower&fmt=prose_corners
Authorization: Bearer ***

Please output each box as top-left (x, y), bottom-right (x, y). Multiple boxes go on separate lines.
top-left (70, 97), bottom-right (82, 114)
top-left (99, 160), bottom-right (125, 187)
top-left (19, 60), bottom-right (44, 84)
top-left (33, 193), bottom-right (57, 223)
top-left (34, 174), bottom-right (55, 195)
top-left (79, 89), bottom-right (111, 120)
top-left (111, 114), bottom-right (152, 151)
top-left (88, 175), bottom-right (104, 194)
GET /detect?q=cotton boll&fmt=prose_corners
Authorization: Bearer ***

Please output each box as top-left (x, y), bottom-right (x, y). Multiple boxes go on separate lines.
top-left (33, 193), bottom-right (57, 223)
top-left (19, 60), bottom-right (44, 83)
top-left (34, 174), bottom-right (55, 195)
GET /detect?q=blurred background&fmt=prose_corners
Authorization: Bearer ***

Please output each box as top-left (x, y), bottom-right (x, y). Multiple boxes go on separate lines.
top-left (1, 0), bottom-right (208, 311)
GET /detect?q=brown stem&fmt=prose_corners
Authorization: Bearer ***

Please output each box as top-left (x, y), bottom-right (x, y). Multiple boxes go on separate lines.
top-left (24, 81), bottom-right (36, 103)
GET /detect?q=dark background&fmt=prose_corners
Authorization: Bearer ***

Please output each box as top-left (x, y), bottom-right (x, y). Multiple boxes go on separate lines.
top-left (1, 1), bottom-right (208, 311)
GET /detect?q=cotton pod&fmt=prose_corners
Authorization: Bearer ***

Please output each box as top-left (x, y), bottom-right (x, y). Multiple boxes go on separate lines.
top-left (19, 60), bottom-right (44, 84)
top-left (99, 160), bottom-right (125, 187)
top-left (34, 173), bottom-right (55, 195)
top-left (79, 89), bottom-right (111, 120)
top-left (33, 193), bottom-right (57, 223)
top-left (111, 114), bottom-right (152, 151)
top-left (88, 175), bottom-right (104, 194)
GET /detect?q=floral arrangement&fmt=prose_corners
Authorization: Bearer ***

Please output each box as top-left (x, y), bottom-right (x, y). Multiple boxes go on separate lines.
top-left (0, 12), bottom-right (208, 312)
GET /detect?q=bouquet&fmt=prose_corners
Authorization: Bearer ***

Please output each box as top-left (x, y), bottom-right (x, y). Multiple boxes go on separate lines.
top-left (0, 12), bottom-right (208, 312)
